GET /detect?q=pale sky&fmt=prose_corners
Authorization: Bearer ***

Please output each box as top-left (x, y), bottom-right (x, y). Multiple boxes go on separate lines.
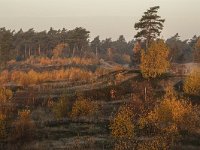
top-left (0, 0), bottom-right (199, 41)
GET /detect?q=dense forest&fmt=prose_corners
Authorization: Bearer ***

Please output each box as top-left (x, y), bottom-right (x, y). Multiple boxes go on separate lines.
top-left (0, 26), bottom-right (199, 67)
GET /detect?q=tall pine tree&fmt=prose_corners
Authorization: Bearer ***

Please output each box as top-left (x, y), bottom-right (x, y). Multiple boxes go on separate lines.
top-left (134, 6), bottom-right (165, 50)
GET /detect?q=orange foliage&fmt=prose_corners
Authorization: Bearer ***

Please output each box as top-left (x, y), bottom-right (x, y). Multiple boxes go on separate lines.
top-left (184, 69), bottom-right (200, 96)
top-left (24, 57), bottom-right (99, 66)
top-left (1, 68), bottom-right (93, 86)
top-left (110, 105), bottom-right (134, 139)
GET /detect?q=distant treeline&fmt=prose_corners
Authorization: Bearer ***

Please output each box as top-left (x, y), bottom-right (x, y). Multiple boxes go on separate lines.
top-left (0, 27), bottom-right (199, 65)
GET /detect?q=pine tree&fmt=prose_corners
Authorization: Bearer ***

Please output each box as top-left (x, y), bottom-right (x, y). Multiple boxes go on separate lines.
top-left (134, 6), bottom-right (165, 49)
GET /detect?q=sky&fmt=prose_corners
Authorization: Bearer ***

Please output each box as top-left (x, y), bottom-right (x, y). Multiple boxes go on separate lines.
top-left (0, 0), bottom-right (199, 41)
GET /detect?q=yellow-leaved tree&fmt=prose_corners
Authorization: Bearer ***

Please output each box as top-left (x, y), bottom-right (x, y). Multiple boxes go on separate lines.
top-left (138, 87), bottom-right (200, 149)
top-left (184, 69), bottom-right (200, 96)
top-left (140, 39), bottom-right (170, 78)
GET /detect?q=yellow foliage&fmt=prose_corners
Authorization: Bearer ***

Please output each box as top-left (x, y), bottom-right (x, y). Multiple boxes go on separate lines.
top-left (114, 140), bottom-right (134, 150)
top-left (140, 97), bottom-right (199, 135)
top-left (0, 88), bottom-right (13, 139)
top-left (18, 109), bottom-right (31, 119)
top-left (184, 69), bottom-right (200, 96)
top-left (111, 87), bottom-right (199, 149)
top-left (3, 68), bottom-right (93, 86)
top-left (0, 113), bottom-right (7, 139)
top-left (110, 105), bottom-right (134, 139)
top-left (0, 70), bottom-right (9, 84)
top-left (137, 136), bottom-right (169, 150)
top-left (137, 90), bottom-right (199, 149)
top-left (70, 99), bottom-right (99, 119)
top-left (140, 39), bottom-right (170, 78)
top-left (0, 87), bottom-right (13, 103)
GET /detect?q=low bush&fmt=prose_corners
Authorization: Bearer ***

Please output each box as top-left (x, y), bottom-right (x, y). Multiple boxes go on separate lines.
top-left (110, 105), bottom-right (134, 139)
top-left (52, 96), bottom-right (70, 119)
top-left (12, 109), bottom-right (35, 142)
top-left (1, 68), bottom-right (94, 86)
top-left (70, 98), bottom-right (99, 119)
top-left (184, 69), bottom-right (200, 96)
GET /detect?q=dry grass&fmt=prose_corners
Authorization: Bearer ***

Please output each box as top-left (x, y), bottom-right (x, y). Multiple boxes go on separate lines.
top-left (8, 57), bottom-right (99, 66)
top-left (0, 68), bottom-right (94, 86)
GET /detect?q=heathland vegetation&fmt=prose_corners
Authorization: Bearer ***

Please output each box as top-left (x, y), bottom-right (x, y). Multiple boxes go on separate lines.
top-left (0, 5), bottom-right (199, 150)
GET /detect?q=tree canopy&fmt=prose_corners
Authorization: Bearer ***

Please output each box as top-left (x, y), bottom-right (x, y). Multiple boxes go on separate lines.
top-left (140, 39), bottom-right (170, 78)
top-left (134, 6), bottom-right (165, 49)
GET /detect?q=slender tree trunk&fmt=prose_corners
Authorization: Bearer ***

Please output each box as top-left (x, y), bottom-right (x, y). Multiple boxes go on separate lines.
top-left (144, 87), bottom-right (147, 102)
top-left (72, 45), bottom-right (76, 57)
top-left (96, 47), bottom-right (98, 58)
top-left (29, 46), bottom-right (31, 57)
top-left (24, 45), bottom-right (27, 59)
top-left (38, 44), bottom-right (41, 56)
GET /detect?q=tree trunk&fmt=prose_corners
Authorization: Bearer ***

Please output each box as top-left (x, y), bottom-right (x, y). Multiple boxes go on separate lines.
top-left (38, 44), bottom-right (41, 56)
top-left (29, 46), bottom-right (31, 57)
top-left (96, 47), bottom-right (98, 58)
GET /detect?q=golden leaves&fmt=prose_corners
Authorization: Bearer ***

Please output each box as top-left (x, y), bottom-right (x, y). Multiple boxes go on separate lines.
top-left (184, 69), bottom-right (200, 96)
top-left (140, 40), bottom-right (170, 78)
top-left (110, 105), bottom-right (134, 139)
top-left (70, 99), bottom-right (99, 119)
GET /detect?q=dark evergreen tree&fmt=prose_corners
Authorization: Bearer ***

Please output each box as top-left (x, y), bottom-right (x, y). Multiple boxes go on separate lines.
top-left (166, 33), bottom-right (192, 63)
top-left (91, 36), bottom-right (101, 57)
top-left (134, 6), bottom-right (165, 49)
top-left (0, 28), bottom-right (14, 66)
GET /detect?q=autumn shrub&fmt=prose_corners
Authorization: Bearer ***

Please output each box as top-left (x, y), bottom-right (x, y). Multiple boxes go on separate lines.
top-left (0, 87), bottom-right (13, 103)
top-left (138, 96), bottom-right (200, 148)
top-left (24, 56), bottom-right (99, 66)
top-left (0, 70), bottom-right (9, 84)
top-left (110, 105), bottom-right (135, 150)
top-left (136, 136), bottom-right (169, 150)
top-left (39, 57), bottom-right (52, 65)
top-left (27, 70), bottom-right (39, 84)
top-left (95, 67), bottom-right (110, 77)
top-left (70, 98), bottom-right (99, 119)
top-left (0, 114), bottom-right (7, 139)
top-left (0, 88), bottom-right (13, 119)
top-left (12, 109), bottom-right (35, 142)
top-left (10, 70), bottom-right (38, 86)
top-left (0, 88), bottom-right (13, 139)
top-left (111, 86), bottom-right (200, 149)
top-left (52, 96), bottom-right (70, 119)
top-left (110, 105), bottom-right (134, 139)
top-left (184, 69), bottom-right (200, 96)
top-left (1, 68), bottom-right (94, 86)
